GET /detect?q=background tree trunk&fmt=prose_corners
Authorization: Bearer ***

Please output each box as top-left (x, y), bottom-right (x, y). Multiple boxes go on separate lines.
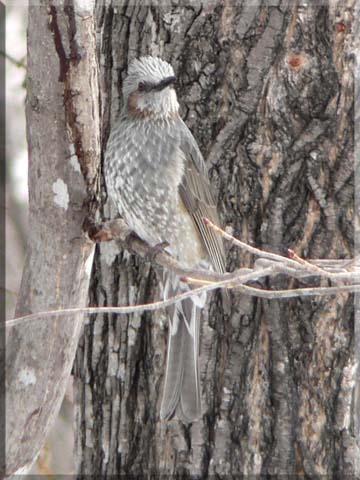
top-left (74, 1), bottom-right (358, 476)
top-left (6, 2), bottom-right (100, 475)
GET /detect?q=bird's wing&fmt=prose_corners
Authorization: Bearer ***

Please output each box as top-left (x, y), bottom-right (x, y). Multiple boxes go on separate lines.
top-left (177, 119), bottom-right (227, 274)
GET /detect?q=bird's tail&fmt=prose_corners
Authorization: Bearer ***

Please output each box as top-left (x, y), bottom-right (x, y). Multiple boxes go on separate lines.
top-left (160, 274), bottom-right (203, 423)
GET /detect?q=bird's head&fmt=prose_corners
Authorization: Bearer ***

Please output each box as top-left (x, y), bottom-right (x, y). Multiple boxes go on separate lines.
top-left (123, 56), bottom-right (179, 119)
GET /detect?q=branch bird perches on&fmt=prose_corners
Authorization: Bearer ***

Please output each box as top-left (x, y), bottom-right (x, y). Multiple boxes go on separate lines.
top-left (7, 217), bottom-right (359, 329)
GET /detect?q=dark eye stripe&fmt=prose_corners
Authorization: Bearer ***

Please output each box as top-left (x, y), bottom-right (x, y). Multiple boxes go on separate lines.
top-left (138, 81), bottom-right (154, 93)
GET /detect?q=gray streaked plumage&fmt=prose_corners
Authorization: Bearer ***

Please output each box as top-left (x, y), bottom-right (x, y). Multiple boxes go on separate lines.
top-left (104, 56), bottom-right (226, 423)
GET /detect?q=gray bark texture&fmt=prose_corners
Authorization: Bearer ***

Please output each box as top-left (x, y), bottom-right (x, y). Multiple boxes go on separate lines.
top-left (6, 1), bottom-right (100, 476)
top-left (73, 0), bottom-right (358, 477)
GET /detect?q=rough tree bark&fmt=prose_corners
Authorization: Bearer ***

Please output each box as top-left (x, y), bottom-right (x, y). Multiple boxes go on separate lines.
top-left (6, 2), bottom-right (100, 475)
top-left (74, 1), bottom-right (358, 477)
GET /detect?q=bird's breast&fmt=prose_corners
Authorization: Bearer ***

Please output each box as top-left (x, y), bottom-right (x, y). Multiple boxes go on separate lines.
top-left (105, 119), bottom-right (205, 267)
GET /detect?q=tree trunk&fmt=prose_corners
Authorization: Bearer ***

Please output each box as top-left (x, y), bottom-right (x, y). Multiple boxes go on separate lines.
top-left (74, 1), bottom-right (358, 477)
top-left (6, 2), bottom-right (100, 475)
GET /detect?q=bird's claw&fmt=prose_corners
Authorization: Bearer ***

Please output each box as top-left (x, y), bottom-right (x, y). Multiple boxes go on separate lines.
top-left (86, 221), bottom-right (113, 242)
top-left (145, 241), bottom-right (170, 262)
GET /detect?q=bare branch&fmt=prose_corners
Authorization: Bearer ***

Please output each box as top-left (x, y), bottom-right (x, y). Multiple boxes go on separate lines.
top-left (88, 218), bottom-right (359, 283)
top-left (7, 218), bottom-right (358, 330)
top-left (7, 266), bottom-right (275, 328)
top-left (7, 281), bottom-right (360, 330)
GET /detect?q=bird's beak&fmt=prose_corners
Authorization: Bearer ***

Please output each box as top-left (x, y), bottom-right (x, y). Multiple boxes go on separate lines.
top-left (153, 76), bottom-right (177, 91)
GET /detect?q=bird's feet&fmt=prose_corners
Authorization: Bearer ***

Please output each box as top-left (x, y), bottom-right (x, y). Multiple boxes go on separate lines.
top-left (145, 241), bottom-right (170, 262)
top-left (84, 217), bottom-right (131, 243)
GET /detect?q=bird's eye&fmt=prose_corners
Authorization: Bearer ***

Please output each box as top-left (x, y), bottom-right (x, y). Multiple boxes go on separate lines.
top-left (138, 82), bottom-right (146, 92)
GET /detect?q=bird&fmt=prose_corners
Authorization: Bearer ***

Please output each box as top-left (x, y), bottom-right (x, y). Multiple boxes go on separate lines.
top-left (104, 56), bottom-right (227, 423)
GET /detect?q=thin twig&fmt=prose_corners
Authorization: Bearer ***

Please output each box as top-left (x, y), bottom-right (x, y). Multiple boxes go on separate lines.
top-left (287, 248), bottom-right (344, 280)
top-left (7, 280), bottom-right (360, 329)
top-left (203, 217), bottom-right (315, 271)
top-left (7, 267), bottom-right (275, 328)
top-left (204, 217), bottom-right (357, 282)
top-left (0, 50), bottom-right (26, 69)
top-left (237, 283), bottom-right (359, 299)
